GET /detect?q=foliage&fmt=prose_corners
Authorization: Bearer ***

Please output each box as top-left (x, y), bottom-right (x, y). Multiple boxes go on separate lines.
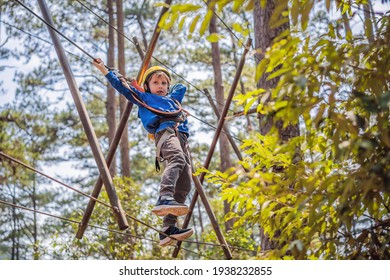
top-left (200, 2), bottom-right (390, 259)
top-left (1, 0), bottom-right (233, 259)
top-left (0, 103), bottom-right (62, 259)
top-left (2, 0), bottom-right (388, 260)
top-left (50, 177), bottom-right (158, 259)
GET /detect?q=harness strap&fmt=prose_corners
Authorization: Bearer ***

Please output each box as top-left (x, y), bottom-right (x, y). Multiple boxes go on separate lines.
top-left (156, 129), bottom-right (171, 162)
top-left (158, 111), bottom-right (188, 125)
top-left (119, 76), bottom-right (184, 117)
top-left (155, 128), bottom-right (176, 172)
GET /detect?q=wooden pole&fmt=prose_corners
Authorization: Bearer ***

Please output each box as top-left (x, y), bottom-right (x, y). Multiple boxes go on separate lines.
top-left (203, 88), bottom-right (245, 163)
top-left (76, 0), bottom-right (173, 239)
top-left (37, 0), bottom-right (128, 230)
top-left (133, 36), bottom-right (145, 61)
top-left (172, 38), bottom-right (252, 259)
top-left (190, 151), bottom-right (233, 259)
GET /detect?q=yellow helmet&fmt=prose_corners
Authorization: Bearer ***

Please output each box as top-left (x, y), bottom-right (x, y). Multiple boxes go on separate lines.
top-left (141, 66), bottom-right (171, 88)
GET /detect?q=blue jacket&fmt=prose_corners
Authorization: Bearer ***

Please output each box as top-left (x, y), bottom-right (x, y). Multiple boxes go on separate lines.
top-left (105, 71), bottom-right (189, 136)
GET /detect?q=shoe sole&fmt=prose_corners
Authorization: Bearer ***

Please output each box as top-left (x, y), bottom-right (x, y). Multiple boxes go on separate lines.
top-left (171, 228), bottom-right (194, 241)
top-left (159, 229), bottom-right (194, 247)
top-left (152, 205), bottom-right (189, 217)
top-left (159, 237), bottom-right (175, 247)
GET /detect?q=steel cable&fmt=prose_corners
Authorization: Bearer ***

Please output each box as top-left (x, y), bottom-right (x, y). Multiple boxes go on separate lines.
top-left (0, 151), bottom-right (257, 254)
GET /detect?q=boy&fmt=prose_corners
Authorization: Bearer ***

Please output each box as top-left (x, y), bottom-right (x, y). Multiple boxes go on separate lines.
top-left (93, 58), bottom-right (193, 246)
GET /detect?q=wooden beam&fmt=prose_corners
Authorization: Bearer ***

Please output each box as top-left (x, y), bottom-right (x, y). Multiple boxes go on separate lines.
top-left (37, 0), bottom-right (128, 230)
top-left (172, 38), bottom-right (252, 259)
top-left (76, 0), bottom-right (173, 239)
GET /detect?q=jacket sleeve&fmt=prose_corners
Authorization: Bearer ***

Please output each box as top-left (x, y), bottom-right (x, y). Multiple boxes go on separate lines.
top-left (105, 71), bottom-right (145, 106)
top-left (169, 84), bottom-right (187, 103)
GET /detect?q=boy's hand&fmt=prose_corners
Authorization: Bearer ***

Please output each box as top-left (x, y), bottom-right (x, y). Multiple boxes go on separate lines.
top-left (93, 58), bottom-right (109, 75)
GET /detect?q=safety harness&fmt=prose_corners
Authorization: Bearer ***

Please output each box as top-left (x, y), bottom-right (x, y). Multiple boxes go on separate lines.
top-left (115, 72), bottom-right (189, 171)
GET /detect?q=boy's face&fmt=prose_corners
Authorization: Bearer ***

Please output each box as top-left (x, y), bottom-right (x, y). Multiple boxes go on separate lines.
top-left (148, 74), bottom-right (169, 96)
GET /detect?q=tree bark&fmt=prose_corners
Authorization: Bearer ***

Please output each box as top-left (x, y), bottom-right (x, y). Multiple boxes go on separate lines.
top-left (136, 1), bottom-right (149, 52)
top-left (106, 0), bottom-right (116, 176)
top-left (117, 0), bottom-right (131, 178)
top-left (11, 184), bottom-right (17, 260)
top-left (254, 0), bottom-right (300, 251)
top-left (230, 33), bottom-right (253, 131)
top-left (209, 2), bottom-right (234, 232)
top-left (32, 177), bottom-right (38, 260)
top-left (363, 3), bottom-right (375, 44)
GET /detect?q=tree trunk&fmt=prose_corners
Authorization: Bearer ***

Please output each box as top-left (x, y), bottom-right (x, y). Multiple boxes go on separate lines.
top-left (254, 0), bottom-right (299, 251)
top-left (32, 182), bottom-right (38, 260)
top-left (342, 13), bottom-right (352, 42)
top-left (136, 1), bottom-right (149, 51)
top-left (230, 33), bottom-right (253, 131)
top-left (117, 0), bottom-right (131, 178)
top-left (11, 184), bottom-right (17, 260)
top-left (368, 0), bottom-right (378, 34)
top-left (209, 2), bottom-right (234, 232)
top-left (363, 3), bottom-right (375, 44)
top-left (106, 0), bottom-right (116, 176)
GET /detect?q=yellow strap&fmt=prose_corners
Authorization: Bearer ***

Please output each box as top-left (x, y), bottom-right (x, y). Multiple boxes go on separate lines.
top-left (148, 133), bottom-right (155, 141)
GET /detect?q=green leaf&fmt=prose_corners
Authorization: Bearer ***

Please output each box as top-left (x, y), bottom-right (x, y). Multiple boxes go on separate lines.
top-left (158, 10), bottom-right (169, 29)
top-left (233, 0), bottom-right (245, 12)
top-left (170, 4), bottom-right (202, 13)
top-left (245, 0), bottom-right (255, 11)
top-left (244, 97), bottom-right (257, 114)
top-left (273, 100), bottom-right (288, 111)
top-left (207, 33), bottom-right (224, 43)
top-left (153, 2), bottom-right (170, 8)
top-left (290, 2), bottom-right (299, 26)
top-left (178, 16), bottom-right (186, 31)
top-left (225, 211), bottom-right (240, 222)
top-left (266, 67), bottom-right (291, 80)
top-left (301, 0), bottom-right (314, 31)
top-left (200, 10), bottom-right (213, 36)
top-left (217, 0), bottom-right (231, 12)
top-left (255, 58), bottom-right (269, 82)
top-left (273, 29), bottom-right (291, 43)
top-left (189, 14), bottom-right (200, 34)
top-left (271, 17), bottom-right (289, 29)
top-left (164, 13), bottom-right (179, 30)
top-left (232, 22), bottom-right (243, 34)
top-left (341, 3), bottom-right (351, 15)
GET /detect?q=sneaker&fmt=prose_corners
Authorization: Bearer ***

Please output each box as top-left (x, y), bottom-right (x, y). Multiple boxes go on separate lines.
top-left (152, 196), bottom-right (189, 217)
top-left (159, 226), bottom-right (194, 247)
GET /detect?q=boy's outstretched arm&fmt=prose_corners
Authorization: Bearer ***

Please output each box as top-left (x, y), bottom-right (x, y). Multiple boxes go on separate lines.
top-left (93, 57), bottom-right (145, 106)
top-left (93, 58), bottom-right (109, 75)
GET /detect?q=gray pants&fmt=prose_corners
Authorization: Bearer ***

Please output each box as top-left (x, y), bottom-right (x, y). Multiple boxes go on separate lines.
top-left (155, 128), bottom-right (192, 227)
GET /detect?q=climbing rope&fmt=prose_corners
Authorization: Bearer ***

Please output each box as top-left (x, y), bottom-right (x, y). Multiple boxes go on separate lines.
top-left (14, 0), bottom-right (95, 60)
top-left (13, 0), bottom-right (245, 143)
top-left (7, 1), bottom-right (252, 258)
top-left (74, 0), bottom-right (238, 112)
top-left (0, 198), bottom-right (216, 260)
top-left (13, 0), bottom-right (244, 142)
top-left (0, 151), bottom-right (257, 255)
top-left (0, 20), bottom-right (90, 64)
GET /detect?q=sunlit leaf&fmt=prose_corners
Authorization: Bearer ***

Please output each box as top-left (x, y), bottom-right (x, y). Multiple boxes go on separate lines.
top-left (199, 10), bottom-right (213, 36)
top-left (189, 14), bottom-right (200, 34)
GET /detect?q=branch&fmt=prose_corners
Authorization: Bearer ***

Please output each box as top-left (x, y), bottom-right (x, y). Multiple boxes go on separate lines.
top-left (230, 107), bottom-right (258, 118)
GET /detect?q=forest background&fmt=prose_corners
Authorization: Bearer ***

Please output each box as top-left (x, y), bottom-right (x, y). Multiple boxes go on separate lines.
top-left (0, 0), bottom-right (389, 260)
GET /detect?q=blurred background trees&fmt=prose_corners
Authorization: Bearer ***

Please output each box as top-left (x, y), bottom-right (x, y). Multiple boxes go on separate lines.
top-left (0, 0), bottom-right (388, 259)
